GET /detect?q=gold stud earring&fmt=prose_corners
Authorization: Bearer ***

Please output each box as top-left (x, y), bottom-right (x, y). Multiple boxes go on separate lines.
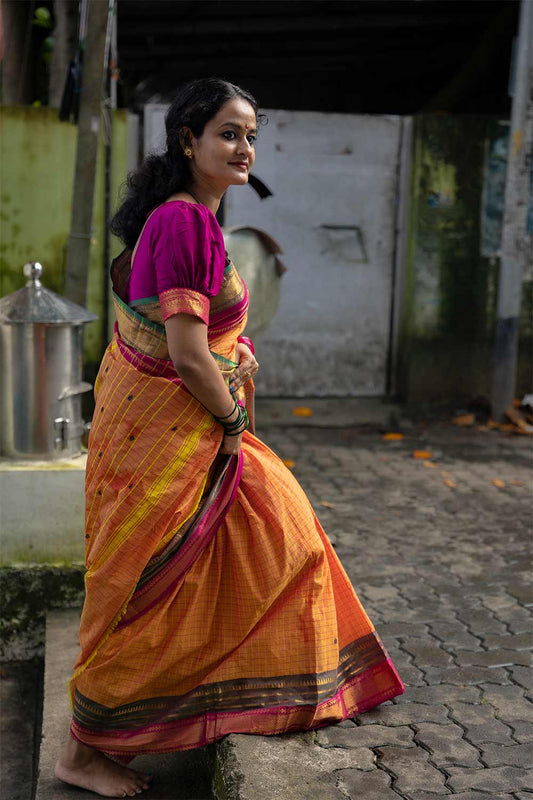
top-left (184, 147), bottom-right (193, 158)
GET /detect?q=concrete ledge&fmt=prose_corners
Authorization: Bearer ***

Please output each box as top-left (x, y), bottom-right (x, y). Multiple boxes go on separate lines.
top-left (213, 731), bottom-right (374, 800)
top-left (36, 610), bottom-right (215, 800)
top-left (255, 397), bottom-right (402, 429)
top-left (0, 456), bottom-right (86, 564)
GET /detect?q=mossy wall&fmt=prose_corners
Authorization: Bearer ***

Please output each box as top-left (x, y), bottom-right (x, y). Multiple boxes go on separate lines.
top-left (398, 114), bottom-right (532, 406)
top-left (0, 106), bottom-right (131, 365)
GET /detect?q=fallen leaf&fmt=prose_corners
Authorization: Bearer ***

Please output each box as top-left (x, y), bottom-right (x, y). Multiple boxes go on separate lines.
top-left (452, 413), bottom-right (475, 426)
top-left (292, 406), bottom-right (313, 417)
top-left (487, 419), bottom-right (500, 429)
top-left (491, 479), bottom-right (505, 488)
top-left (443, 479), bottom-right (456, 488)
top-left (505, 405), bottom-right (530, 431)
top-left (423, 460), bottom-right (437, 468)
top-left (440, 470), bottom-right (452, 478)
top-left (319, 500), bottom-right (334, 508)
top-left (282, 459), bottom-right (295, 469)
top-left (383, 432), bottom-right (404, 441)
top-left (413, 450), bottom-right (432, 459)
top-left (510, 480), bottom-right (523, 486)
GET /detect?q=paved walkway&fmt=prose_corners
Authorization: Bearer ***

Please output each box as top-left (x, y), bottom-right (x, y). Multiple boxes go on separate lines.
top-left (4, 419), bottom-right (532, 800)
top-left (221, 422), bottom-right (532, 800)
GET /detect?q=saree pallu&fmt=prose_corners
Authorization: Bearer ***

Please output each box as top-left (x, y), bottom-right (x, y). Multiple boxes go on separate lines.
top-left (69, 254), bottom-right (404, 757)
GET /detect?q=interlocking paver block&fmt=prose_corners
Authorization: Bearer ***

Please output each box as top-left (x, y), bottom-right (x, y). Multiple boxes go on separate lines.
top-left (356, 703), bottom-right (449, 726)
top-left (415, 722), bottom-right (482, 767)
top-left (395, 685), bottom-right (481, 705)
top-left (481, 742), bottom-right (533, 768)
top-left (456, 609), bottom-right (508, 635)
top-left (377, 622), bottom-right (429, 638)
top-left (481, 686), bottom-right (533, 723)
top-left (336, 768), bottom-right (399, 800)
top-left (377, 745), bottom-right (448, 793)
top-left (446, 764), bottom-right (533, 793)
top-left (455, 649), bottom-right (532, 667)
top-left (318, 724), bottom-right (414, 749)
top-left (423, 665), bottom-right (511, 685)
top-left (449, 701), bottom-right (514, 745)
top-left (510, 721), bottom-right (533, 743)
top-left (429, 621), bottom-right (481, 650)
top-left (406, 794), bottom-right (507, 800)
top-left (507, 583), bottom-right (533, 606)
top-left (402, 641), bottom-right (454, 666)
top-left (482, 633), bottom-right (533, 651)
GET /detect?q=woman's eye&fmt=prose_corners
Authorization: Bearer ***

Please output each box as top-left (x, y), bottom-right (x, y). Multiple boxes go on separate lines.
top-left (222, 131), bottom-right (236, 140)
top-left (247, 135), bottom-right (256, 145)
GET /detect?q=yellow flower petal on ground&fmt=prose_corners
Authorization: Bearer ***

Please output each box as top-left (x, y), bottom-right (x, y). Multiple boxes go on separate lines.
top-left (282, 459), bottom-right (295, 469)
top-left (383, 432), bottom-right (404, 441)
top-left (452, 413), bottom-right (475, 426)
top-left (319, 500), bottom-right (334, 508)
top-left (292, 406), bottom-right (313, 417)
top-left (413, 450), bottom-right (432, 459)
top-left (492, 479), bottom-right (505, 488)
top-left (443, 479), bottom-right (456, 488)
top-left (423, 461), bottom-right (437, 468)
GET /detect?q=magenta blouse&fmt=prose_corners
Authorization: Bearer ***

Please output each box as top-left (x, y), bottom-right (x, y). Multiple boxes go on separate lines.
top-left (128, 201), bottom-right (226, 325)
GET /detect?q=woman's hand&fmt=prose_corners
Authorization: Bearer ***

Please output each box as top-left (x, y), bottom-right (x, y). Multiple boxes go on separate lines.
top-left (230, 342), bottom-right (259, 393)
top-left (219, 432), bottom-right (243, 455)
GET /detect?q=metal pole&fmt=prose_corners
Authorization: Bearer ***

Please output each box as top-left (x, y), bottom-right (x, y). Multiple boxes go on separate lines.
top-left (491, 0), bottom-right (533, 421)
top-left (65, 0), bottom-right (109, 307)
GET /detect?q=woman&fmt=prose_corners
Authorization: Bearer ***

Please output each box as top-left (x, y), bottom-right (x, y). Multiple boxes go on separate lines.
top-left (55, 78), bottom-right (404, 798)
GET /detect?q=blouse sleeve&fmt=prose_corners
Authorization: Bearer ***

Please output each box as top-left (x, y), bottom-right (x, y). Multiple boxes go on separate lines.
top-left (151, 203), bottom-right (226, 325)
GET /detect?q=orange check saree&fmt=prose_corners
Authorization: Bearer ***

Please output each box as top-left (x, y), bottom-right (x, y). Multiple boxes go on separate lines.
top-left (69, 230), bottom-right (403, 758)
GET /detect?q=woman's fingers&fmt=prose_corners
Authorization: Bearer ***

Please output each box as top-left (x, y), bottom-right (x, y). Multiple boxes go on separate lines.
top-left (230, 359), bottom-right (259, 391)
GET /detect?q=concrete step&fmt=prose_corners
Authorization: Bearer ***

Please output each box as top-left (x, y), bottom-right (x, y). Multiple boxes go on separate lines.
top-left (35, 609), bottom-right (214, 800)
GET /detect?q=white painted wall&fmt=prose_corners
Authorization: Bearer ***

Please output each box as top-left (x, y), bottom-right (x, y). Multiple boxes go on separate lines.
top-left (144, 106), bottom-right (402, 396)
top-left (225, 111), bottom-right (402, 396)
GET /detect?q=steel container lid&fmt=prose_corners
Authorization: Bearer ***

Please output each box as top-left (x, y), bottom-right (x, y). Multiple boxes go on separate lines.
top-left (0, 262), bottom-right (98, 325)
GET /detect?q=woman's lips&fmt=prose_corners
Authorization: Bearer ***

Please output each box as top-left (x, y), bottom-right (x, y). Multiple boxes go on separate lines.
top-left (229, 162), bottom-right (248, 171)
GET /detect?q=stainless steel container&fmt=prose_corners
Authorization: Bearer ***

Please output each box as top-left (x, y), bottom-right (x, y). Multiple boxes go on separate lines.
top-left (0, 262), bottom-right (97, 459)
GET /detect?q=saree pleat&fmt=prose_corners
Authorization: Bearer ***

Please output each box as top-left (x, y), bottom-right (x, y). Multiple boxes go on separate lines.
top-left (69, 249), bottom-right (403, 756)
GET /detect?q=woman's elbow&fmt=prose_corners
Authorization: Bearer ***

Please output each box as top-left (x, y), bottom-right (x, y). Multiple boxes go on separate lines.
top-left (172, 352), bottom-right (207, 377)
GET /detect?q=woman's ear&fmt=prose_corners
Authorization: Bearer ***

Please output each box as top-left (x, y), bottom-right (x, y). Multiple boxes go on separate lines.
top-left (179, 127), bottom-right (193, 151)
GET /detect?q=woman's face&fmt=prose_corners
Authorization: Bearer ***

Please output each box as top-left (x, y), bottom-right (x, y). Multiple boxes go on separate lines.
top-left (190, 97), bottom-right (257, 191)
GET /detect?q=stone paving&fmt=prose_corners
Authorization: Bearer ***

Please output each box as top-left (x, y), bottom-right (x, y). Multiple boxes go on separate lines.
top-left (236, 422), bottom-right (533, 800)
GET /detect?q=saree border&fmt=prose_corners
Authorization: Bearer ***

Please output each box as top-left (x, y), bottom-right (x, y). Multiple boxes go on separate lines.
top-left (71, 632), bottom-right (400, 735)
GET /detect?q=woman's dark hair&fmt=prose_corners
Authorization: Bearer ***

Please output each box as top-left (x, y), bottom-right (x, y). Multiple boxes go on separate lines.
top-left (111, 78), bottom-right (261, 248)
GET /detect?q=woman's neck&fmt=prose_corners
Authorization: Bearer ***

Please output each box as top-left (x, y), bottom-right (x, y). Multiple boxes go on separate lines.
top-left (188, 175), bottom-right (227, 215)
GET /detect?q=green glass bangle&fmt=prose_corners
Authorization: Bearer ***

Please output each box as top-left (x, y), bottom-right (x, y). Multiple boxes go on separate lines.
top-left (214, 398), bottom-right (238, 421)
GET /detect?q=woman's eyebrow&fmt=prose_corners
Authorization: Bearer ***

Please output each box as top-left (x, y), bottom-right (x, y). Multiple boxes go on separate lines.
top-left (218, 121), bottom-right (258, 134)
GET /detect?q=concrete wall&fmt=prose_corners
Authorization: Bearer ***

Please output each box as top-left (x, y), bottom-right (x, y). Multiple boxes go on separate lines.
top-left (224, 110), bottom-right (403, 397)
top-left (0, 106), bottom-right (134, 364)
top-left (398, 114), bottom-right (532, 405)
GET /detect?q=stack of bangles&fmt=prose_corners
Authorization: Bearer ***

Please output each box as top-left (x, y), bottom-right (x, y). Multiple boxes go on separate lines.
top-left (214, 397), bottom-right (249, 436)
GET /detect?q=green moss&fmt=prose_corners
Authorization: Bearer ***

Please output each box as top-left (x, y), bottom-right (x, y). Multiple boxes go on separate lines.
top-left (0, 564), bottom-right (85, 659)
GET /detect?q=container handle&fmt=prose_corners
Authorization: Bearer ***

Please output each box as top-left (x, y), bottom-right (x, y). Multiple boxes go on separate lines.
top-left (57, 382), bottom-right (93, 401)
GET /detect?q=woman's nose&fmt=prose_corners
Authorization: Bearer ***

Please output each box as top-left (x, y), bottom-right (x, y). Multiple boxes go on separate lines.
top-left (236, 137), bottom-right (253, 155)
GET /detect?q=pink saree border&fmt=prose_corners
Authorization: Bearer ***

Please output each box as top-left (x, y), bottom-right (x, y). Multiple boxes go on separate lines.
top-left (70, 658), bottom-right (404, 756)
top-left (116, 451), bottom-right (244, 630)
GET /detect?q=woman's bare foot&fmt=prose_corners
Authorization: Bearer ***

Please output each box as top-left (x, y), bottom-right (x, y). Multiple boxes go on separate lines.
top-left (55, 737), bottom-right (153, 797)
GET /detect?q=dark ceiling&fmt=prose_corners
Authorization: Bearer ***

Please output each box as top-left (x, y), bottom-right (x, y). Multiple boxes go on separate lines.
top-left (117, 0), bottom-right (518, 116)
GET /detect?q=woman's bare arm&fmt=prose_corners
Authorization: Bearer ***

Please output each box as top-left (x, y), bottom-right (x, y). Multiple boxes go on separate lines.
top-left (165, 314), bottom-right (243, 454)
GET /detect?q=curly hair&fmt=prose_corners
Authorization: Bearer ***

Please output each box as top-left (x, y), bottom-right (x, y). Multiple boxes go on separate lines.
top-left (111, 78), bottom-right (262, 248)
